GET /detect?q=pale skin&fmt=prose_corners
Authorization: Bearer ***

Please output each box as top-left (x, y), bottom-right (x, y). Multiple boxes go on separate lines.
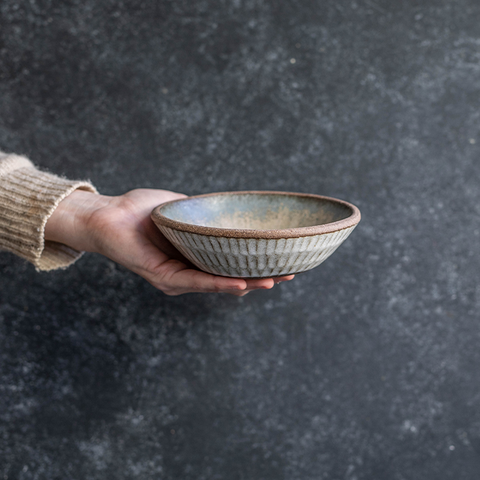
top-left (45, 189), bottom-right (294, 296)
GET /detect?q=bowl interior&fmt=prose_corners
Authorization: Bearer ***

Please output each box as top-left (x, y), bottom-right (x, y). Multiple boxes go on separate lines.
top-left (159, 193), bottom-right (353, 230)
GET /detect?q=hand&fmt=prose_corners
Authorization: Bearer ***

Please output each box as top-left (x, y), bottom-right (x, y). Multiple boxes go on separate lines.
top-left (45, 189), bottom-right (294, 296)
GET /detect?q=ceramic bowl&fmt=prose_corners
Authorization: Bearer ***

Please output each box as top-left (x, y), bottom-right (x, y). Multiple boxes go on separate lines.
top-left (151, 191), bottom-right (361, 278)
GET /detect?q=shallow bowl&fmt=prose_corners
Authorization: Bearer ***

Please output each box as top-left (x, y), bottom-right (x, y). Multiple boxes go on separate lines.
top-left (151, 191), bottom-right (361, 278)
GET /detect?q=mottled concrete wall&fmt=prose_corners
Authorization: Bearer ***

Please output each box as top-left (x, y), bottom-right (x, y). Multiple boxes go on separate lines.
top-left (1, 1), bottom-right (480, 479)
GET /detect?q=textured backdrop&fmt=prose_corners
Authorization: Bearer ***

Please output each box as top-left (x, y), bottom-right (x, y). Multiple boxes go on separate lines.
top-left (1, 1), bottom-right (480, 479)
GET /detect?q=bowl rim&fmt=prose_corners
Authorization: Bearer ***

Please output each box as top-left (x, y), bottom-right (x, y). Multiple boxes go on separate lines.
top-left (151, 191), bottom-right (361, 239)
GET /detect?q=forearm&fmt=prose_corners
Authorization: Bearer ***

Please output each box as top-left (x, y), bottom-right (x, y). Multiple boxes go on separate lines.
top-left (44, 189), bottom-right (111, 253)
top-left (0, 152), bottom-right (98, 270)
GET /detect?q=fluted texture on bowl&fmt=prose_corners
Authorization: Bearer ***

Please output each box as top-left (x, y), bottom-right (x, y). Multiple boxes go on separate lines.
top-left (159, 225), bottom-right (357, 278)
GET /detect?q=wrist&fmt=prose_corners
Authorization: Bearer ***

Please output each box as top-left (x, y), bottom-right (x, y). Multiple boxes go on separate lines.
top-left (45, 189), bottom-right (111, 252)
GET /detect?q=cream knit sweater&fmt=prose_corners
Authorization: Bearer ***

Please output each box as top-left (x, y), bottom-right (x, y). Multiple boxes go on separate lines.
top-left (0, 151), bottom-right (97, 271)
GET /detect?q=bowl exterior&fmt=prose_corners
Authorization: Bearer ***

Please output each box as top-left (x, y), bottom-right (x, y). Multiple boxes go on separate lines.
top-left (157, 224), bottom-right (357, 278)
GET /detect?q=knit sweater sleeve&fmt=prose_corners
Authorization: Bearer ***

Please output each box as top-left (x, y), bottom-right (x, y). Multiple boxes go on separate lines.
top-left (0, 151), bottom-right (98, 271)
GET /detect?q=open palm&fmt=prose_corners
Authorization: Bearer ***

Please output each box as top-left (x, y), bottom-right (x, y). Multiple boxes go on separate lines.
top-left (46, 188), bottom-right (294, 296)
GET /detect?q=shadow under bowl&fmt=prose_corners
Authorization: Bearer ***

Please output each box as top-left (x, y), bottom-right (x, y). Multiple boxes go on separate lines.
top-left (151, 191), bottom-right (361, 278)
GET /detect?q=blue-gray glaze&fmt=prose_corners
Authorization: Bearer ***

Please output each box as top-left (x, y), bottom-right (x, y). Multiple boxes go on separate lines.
top-left (1, 1), bottom-right (480, 479)
top-left (160, 193), bottom-right (353, 229)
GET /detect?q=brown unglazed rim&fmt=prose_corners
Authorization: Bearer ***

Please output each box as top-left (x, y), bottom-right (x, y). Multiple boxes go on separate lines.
top-left (151, 191), bottom-right (361, 239)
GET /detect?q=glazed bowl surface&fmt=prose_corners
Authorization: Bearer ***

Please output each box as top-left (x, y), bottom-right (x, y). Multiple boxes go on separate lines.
top-left (151, 191), bottom-right (361, 278)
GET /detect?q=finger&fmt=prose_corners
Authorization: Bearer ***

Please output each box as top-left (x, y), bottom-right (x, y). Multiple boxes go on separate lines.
top-left (244, 278), bottom-right (275, 290)
top-left (226, 279), bottom-right (275, 296)
top-left (225, 287), bottom-right (266, 297)
top-left (227, 290), bottom-right (251, 297)
top-left (228, 274), bottom-right (296, 295)
top-left (152, 260), bottom-right (248, 294)
top-left (242, 276), bottom-right (295, 289)
top-left (273, 275), bottom-right (295, 284)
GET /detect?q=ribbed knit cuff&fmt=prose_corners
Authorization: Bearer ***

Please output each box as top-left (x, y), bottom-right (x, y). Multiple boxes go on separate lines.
top-left (0, 152), bottom-right (98, 271)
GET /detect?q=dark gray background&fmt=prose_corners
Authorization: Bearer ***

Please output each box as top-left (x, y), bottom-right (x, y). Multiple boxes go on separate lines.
top-left (1, 0), bottom-right (480, 479)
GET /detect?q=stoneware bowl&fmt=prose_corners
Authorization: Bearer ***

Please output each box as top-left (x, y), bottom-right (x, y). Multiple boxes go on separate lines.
top-left (151, 191), bottom-right (361, 278)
